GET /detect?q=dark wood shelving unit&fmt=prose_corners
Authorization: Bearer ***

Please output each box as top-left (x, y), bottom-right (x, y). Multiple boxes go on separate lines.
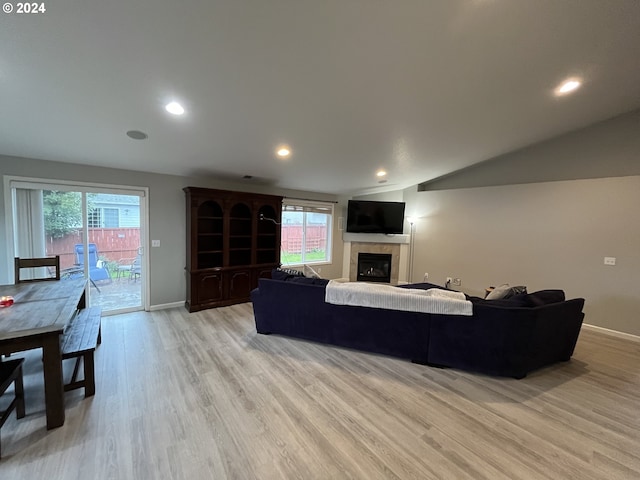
top-left (184, 187), bottom-right (282, 312)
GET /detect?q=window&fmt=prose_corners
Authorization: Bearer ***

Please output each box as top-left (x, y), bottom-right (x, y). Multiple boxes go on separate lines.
top-left (103, 208), bottom-right (119, 227)
top-left (281, 199), bottom-right (333, 266)
top-left (88, 208), bottom-right (102, 228)
top-left (88, 207), bottom-right (119, 227)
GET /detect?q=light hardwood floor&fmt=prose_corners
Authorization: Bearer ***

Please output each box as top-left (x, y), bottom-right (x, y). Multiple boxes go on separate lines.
top-left (1, 303), bottom-right (639, 479)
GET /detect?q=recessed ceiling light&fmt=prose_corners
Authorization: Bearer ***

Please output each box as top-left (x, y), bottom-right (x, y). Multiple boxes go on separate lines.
top-left (165, 101), bottom-right (185, 115)
top-left (276, 145), bottom-right (291, 158)
top-left (555, 78), bottom-right (582, 96)
top-left (126, 130), bottom-right (148, 140)
top-left (376, 170), bottom-right (387, 177)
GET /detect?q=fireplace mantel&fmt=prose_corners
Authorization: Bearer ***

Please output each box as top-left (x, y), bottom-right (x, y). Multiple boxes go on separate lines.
top-left (342, 232), bottom-right (409, 244)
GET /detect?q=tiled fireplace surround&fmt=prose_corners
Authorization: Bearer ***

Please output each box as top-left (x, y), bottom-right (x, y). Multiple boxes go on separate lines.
top-left (349, 242), bottom-right (402, 284)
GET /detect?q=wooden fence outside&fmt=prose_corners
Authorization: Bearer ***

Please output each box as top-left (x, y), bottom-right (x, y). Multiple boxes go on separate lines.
top-left (281, 225), bottom-right (327, 253)
top-left (46, 228), bottom-right (140, 269)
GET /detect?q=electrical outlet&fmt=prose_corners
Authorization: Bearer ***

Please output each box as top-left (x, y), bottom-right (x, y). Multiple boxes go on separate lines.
top-left (151, 240), bottom-right (160, 247)
top-left (604, 257), bottom-right (616, 266)
top-left (423, 272), bottom-right (429, 281)
top-left (453, 278), bottom-right (461, 286)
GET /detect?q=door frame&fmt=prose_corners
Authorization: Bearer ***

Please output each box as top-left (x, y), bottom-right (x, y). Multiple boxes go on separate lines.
top-left (3, 175), bottom-right (150, 312)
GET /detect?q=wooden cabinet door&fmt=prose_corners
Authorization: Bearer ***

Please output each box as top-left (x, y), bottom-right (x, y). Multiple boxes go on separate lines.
top-left (227, 269), bottom-right (252, 300)
top-left (196, 271), bottom-right (224, 305)
top-left (252, 266), bottom-right (275, 289)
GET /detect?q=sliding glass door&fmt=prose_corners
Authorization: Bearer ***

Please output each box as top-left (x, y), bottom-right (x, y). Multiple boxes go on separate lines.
top-left (8, 178), bottom-right (147, 314)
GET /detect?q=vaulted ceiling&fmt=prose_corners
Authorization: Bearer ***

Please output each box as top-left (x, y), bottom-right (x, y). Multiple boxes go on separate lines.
top-left (2, 0), bottom-right (639, 195)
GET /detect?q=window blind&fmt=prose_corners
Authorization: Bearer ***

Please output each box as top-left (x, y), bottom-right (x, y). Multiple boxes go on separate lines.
top-left (282, 199), bottom-right (334, 215)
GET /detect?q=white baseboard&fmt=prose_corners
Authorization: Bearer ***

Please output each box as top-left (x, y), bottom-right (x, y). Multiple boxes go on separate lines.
top-left (582, 323), bottom-right (640, 342)
top-left (149, 301), bottom-right (184, 311)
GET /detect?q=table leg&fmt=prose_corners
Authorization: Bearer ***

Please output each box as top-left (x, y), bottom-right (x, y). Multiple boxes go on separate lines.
top-left (41, 334), bottom-right (65, 429)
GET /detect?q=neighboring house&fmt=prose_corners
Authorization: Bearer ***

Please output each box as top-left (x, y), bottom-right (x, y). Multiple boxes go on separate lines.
top-left (89, 193), bottom-right (140, 228)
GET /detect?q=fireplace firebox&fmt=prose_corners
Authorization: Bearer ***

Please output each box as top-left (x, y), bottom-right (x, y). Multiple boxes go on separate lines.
top-left (357, 253), bottom-right (392, 283)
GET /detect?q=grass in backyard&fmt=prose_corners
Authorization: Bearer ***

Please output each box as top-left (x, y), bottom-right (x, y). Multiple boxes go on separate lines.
top-left (281, 250), bottom-right (327, 265)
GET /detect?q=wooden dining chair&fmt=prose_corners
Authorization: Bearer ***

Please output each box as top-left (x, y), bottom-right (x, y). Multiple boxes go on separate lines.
top-left (14, 256), bottom-right (61, 284)
top-left (0, 358), bottom-right (26, 459)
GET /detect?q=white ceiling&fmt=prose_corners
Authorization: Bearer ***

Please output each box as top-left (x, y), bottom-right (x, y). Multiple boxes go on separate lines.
top-left (2, 0), bottom-right (640, 195)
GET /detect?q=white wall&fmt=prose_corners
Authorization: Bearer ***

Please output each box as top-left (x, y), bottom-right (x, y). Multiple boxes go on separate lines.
top-left (352, 110), bottom-right (640, 337)
top-left (403, 177), bottom-right (640, 336)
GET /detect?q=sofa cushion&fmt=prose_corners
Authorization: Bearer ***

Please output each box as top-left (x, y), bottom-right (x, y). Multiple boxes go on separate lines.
top-left (272, 267), bottom-right (304, 281)
top-left (288, 276), bottom-right (330, 286)
top-left (478, 295), bottom-right (530, 307)
top-left (521, 289), bottom-right (566, 306)
top-left (471, 289), bottom-right (566, 308)
top-left (303, 264), bottom-right (321, 278)
top-left (486, 284), bottom-right (527, 300)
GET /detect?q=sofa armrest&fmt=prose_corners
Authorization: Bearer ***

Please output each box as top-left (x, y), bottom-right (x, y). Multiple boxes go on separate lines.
top-left (251, 279), bottom-right (328, 335)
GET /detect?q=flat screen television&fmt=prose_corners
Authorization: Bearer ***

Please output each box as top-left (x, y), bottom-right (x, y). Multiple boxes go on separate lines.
top-left (346, 200), bottom-right (406, 234)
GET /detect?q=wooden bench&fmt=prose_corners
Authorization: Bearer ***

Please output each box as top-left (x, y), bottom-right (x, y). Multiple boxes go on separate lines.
top-left (61, 306), bottom-right (102, 397)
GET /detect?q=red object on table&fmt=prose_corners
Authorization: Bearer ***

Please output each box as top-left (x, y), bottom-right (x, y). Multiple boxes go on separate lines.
top-left (0, 296), bottom-right (14, 307)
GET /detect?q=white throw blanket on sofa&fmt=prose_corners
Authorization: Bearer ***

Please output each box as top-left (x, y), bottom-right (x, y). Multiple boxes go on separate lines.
top-left (325, 281), bottom-right (473, 316)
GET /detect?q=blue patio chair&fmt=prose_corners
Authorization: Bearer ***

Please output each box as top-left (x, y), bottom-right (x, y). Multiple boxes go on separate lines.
top-left (74, 243), bottom-right (112, 284)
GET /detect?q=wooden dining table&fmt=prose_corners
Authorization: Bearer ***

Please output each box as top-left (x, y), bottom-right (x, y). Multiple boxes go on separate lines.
top-left (0, 278), bottom-right (87, 430)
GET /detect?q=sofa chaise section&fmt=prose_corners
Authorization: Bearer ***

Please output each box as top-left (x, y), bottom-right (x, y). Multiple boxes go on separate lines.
top-left (427, 297), bottom-right (585, 378)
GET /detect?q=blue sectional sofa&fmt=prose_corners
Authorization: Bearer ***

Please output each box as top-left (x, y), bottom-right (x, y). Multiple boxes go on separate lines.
top-left (250, 276), bottom-right (585, 378)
